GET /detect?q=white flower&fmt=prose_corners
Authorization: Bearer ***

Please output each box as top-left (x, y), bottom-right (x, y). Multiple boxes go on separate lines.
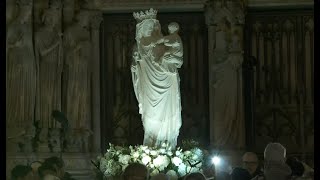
top-left (172, 157), bottom-right (183, 166)
top-left (178, 163), bottom-right (187, 176)
top-left (153, 155), bottom-right (170, 171)
top-left (160, 148), bottom-right (166, 154)
top-left (145, 149), bottom-right (150, 154)
top-left (150, 150), bottom-right (158, 156)
top-left (175, 151), bottom-right (181, 156)
top-left (142, 153), bottom-right (148, 157)
top-left (98, 142), bottom-right (204, 178)
top-left (193, 148), bottom-right (202, 156)
top-left (149, 163), bottom-right (155, 168)
top-left (141, 155), bottom-right (151, 165)
top-left (192, 154), bottom-right (199, 160)
top-left (167, 151), bottom-right (173, 156)
top-left (119, 155), bottom-right (131, 165)
top-left (166, 170), bottom-right (178, 180)
top-left (141, 146), bottom-right (148, 151)
top-left (153, 156), bottom-right (162, 167)
top-left (184, 150), bottom-right (191, 156)
top-left (132, 151), bottom-right (140, 158)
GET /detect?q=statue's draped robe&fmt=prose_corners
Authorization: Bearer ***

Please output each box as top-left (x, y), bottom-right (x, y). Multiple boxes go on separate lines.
top-left (131, 20), bottom-right (183, 148)
top-left (6, 22), bottom-right (36, 132)
top-left (35, 28), bottom-right (63, 129)
top-left (211, 30), bottom-right (245, 148)
top-left (63, 24), bottom-right (91, 129)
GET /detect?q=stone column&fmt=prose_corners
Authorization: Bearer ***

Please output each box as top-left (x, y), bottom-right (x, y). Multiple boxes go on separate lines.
top-left (204, 2), bottom-right (217, 143)
top-left (90, 12), bottom-right (103, 153)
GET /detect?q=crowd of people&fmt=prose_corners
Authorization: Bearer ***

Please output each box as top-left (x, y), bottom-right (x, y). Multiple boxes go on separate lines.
top-left (10, 156), bottom-right (75, 180)
top-left (10, 142), bottom-right (314, 180)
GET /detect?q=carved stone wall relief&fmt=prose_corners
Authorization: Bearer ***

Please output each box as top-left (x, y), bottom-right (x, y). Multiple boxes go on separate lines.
top-left (6, 0), bottom-right (37, 153)
top-left (205, 0), bottom-right (245, 150)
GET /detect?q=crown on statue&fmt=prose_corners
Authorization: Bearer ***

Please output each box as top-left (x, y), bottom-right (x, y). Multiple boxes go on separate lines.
top-left (133, 8), bottom-right (157, 22)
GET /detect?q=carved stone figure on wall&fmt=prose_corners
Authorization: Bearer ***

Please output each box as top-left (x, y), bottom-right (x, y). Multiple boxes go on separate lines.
top-left (211, 16), bottom-right (245, 149)
top-left (131, 9), bottom-right (183, 149)
top-left (6, 0), bottom-right (36, 142)
top-left (19, 124), bottom-right (36, 152)
top-left (34, 7), bottom-right (63, 148)
top-left (63, 11), bottom-right (91, 131)
top-left (6, 0), bottom-right (17, 29)
top-left (7, 123), bottom-right (36, 153)
top-left (48, 128), bottom-right (61, 152)
top-left (65, 128), bottom-right (92, 152)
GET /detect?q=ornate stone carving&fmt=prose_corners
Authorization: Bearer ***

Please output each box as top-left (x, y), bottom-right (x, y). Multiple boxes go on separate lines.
top-left (7, 123), bottom-right (36, 153)
top-left (211, 18), bottom-right (245, 149)
top-left (20, 124), bottom-right (36, 152)
top-left (34, 7), bottom-right (63, 152)
top-left (205, 0), bottom-right (246, 149)
top-left (48, 128), bottom-right (61, 152)
top-left (63, 10), bottom-right (92, 131)
top-left (6, 0), bottom-right (18, 27)
top-left (62, 0), bottom-right (76, 25)
top-left (65, 128), bottom-right (93, 152)
top-left (6, 0), bottom-right (36, 144)
top-left (305, 18), bottom-right (314, 32)
top-left (205, 0), bottom-right (245, 26)
top-left (49, 0), bottom-right (62, 9)
top-left (90, 12), bottom-right (103, 30)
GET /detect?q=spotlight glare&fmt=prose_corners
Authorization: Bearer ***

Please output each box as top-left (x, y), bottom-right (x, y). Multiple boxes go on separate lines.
top-left (211, 156), bottom-right (221, 166)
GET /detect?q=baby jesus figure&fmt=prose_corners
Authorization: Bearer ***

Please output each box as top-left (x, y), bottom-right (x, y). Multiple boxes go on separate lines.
top-left (154, 22), bottom-right (183, 73)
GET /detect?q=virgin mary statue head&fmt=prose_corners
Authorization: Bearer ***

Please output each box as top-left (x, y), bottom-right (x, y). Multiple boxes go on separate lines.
top-left (133, 8), bottom-right (160, 41)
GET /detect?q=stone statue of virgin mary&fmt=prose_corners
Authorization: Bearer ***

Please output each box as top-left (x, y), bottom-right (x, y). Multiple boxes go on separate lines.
top-left (131, 8), bottom-right (183, 149)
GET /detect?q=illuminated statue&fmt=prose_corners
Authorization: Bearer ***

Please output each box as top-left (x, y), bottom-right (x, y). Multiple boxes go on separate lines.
top-left (131, 8), bottom-right (183, 149)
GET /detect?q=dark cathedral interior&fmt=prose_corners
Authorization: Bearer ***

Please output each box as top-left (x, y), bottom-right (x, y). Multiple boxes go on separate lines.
top-left (6, 0), bottom-right (314, 179)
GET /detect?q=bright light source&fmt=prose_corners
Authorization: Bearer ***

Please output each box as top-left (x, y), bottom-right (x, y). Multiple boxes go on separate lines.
top-left (211, 156), bottom-right (221, 166)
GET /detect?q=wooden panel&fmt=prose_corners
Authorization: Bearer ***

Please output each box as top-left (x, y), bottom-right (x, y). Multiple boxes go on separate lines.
top-left (245, 10), bottom-right (313, 161)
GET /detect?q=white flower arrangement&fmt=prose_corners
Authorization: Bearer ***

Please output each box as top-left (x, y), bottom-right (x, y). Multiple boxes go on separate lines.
top-left (96, 142), bottom-right (205, 178)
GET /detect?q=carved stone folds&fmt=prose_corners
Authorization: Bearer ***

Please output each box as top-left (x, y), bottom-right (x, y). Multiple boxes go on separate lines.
top-left (205, 0), bottom-right (246, 150)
